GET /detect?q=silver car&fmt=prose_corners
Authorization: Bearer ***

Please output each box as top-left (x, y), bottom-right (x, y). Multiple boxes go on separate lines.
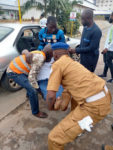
top-left (0, 23), bottom-right (80, 91)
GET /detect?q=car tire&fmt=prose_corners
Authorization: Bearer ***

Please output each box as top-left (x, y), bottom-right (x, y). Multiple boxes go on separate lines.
top-left (1, 73), bottom-right (22, 92)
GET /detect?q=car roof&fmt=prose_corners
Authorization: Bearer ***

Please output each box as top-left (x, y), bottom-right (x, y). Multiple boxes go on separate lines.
top-left (0, 23), bottom-right (40, 29)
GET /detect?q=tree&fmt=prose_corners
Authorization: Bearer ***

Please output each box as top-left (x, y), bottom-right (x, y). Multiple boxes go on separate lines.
top-left (47, 0), bottom-right (65, 16)
top-left (21, 0), bottom-right (36, 17)
top-left (57, 0), bottom-right (82, 34)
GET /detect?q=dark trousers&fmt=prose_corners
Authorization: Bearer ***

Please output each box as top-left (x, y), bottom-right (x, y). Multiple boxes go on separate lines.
top-left (7, 72), bottom-right (39, 115)
top-left (106, 51), bottom-right (113, 78)
top-left (80, 54), bottom-right (99, 72)
top-left (102, 53), bottom-right (108, 76)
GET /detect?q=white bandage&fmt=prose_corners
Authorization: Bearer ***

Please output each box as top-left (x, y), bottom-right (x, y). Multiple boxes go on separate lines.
top-left (78, 116), bottom-right (93, 132)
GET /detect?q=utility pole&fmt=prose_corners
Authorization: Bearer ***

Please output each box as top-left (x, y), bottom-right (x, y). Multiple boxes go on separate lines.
top-left (18, 0), bottom-right (22, 23)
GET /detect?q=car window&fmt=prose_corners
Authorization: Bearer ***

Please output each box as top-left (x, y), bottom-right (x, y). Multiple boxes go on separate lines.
top-left (0, 26), bottom-right (13, 42)
top-left (23, 29), bottom-right (33, 37)
top-left (32, 27), bottom-right (41, 33)
top-left (16, 26), bottom-right (41, 53)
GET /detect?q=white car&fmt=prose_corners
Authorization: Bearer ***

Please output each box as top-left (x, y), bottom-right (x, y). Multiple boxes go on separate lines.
top-left (0, 23), bottom-right (80, 91)
top-left (65, 35), bottom-right (80, 49)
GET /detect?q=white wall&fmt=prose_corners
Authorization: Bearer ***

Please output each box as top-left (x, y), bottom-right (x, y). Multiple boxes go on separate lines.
top-left (0, 0), bottom-right (16, 6)
top-left (22, 8), bottom-right (42, 19)
top-left (15, 0), bottom-right (44, 20)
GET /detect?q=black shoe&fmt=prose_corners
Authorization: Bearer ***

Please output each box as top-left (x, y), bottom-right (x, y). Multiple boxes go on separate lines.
top-left (107, 79), bottom-right (113, 83)
top-left (111, 124), bottom-right (113, 130)
top-left (98, 74), bottom-right (106, 77)
top-left (34, 112), bottom-right (48, 118)
top-left (102, 145), bottom-right (105, 150)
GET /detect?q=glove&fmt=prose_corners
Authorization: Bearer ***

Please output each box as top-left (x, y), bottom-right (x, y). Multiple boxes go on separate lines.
top-left (78, 116), bottom-right (93, 132)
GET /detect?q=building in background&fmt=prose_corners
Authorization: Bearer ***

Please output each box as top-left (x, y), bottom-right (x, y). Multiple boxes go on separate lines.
top-left (73, 0), bottom-right (97, 13)
top-left (15, 0), bottom-right (97, 20)
top-left (94, 0), bottom-right (113, 20)
top-left (0, 0), bottom-right (98, 20)
top-left (96, 0), bottom-right (113, 11)
top-left (0, 0), bottom-right (18, 20)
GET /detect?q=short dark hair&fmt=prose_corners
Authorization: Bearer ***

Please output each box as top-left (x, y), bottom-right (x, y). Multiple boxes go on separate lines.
top-left (41, 13), bottom-right (45, 18)
top-left (83, 9), bottom-right (93, 19)
top-left (47, 16), bottom-right (57, 24)
top-left (111, 12), bottom-right (113, 16)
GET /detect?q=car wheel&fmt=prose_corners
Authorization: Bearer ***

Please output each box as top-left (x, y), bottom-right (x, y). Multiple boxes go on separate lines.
top-left (1, 73), bottom-right (22, 92)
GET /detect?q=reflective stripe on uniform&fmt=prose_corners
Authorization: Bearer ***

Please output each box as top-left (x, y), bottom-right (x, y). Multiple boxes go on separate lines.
top-left (19, 55), bottom-right (31, 71)
top-left (13, 59), bottom-right (29, 75)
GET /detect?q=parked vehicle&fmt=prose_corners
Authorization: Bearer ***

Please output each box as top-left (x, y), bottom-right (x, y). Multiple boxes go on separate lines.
top-left (0, 23), bottom-right (80, 91)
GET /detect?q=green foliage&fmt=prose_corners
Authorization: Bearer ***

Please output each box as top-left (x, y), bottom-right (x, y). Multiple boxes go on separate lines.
top-left (66, 18), bottom-right (80, 35)
top-left (56, 1), bottom-right (81, 35)
top-left (47, 0), bottom-right (66, 16)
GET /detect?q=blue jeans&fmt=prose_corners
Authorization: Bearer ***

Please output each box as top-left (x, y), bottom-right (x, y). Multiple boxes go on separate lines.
top-left (38, 79), bottom-right (63, 100)
top-left (7, 72), bottom-right (39, 115)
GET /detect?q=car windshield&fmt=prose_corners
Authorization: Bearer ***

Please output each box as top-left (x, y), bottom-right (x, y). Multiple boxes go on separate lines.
top-left (0, 26), bottom-right (13, 42)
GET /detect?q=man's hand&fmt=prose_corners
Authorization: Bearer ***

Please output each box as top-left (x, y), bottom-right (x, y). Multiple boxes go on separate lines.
top-left (22, 49), bottom-right (29, 55)
top-left (54, 97), bottom-right (62, 110)
top-left (22, 49), bottom-right (33, 64)
top-left (46, 91), bottom-right (56, 110)
top-left (68, 48), bottom-right (76, 54)
top-left (102, 48), bottom-right (108, 54)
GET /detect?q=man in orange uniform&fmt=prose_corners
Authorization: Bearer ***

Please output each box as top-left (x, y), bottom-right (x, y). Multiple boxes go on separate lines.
top-left (46, 42), bottom-right (111, 150)
top-left (7, 45), bottom-right (52, 118)
top-left (102, 145), bottom-right (113, 150)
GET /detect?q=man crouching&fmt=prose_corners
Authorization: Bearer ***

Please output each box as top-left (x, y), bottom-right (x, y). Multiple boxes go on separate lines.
top-left (46, 42), bottom-right (111, 150)
top-left (7, 45), bottom-right (52, 118)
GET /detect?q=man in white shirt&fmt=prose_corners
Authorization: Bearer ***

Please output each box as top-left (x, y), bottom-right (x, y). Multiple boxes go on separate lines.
top-left (100, 12), bottom-right (113, 83)
top-left (38, 57), bottom-right (63, 100)
top-left (39, 13), bottom-right (47, 28)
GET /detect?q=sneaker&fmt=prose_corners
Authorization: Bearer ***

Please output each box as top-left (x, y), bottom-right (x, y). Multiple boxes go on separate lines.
top-left (107, 79), bottom-right (113, 83)
top-left (102, 145), bottom-right (113, 150)
top-left (98, 74), bottom-right (106, 77)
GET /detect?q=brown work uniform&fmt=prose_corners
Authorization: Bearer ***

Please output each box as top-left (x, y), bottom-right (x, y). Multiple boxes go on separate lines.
top-left (47, 55), bottom-right (111, 150)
